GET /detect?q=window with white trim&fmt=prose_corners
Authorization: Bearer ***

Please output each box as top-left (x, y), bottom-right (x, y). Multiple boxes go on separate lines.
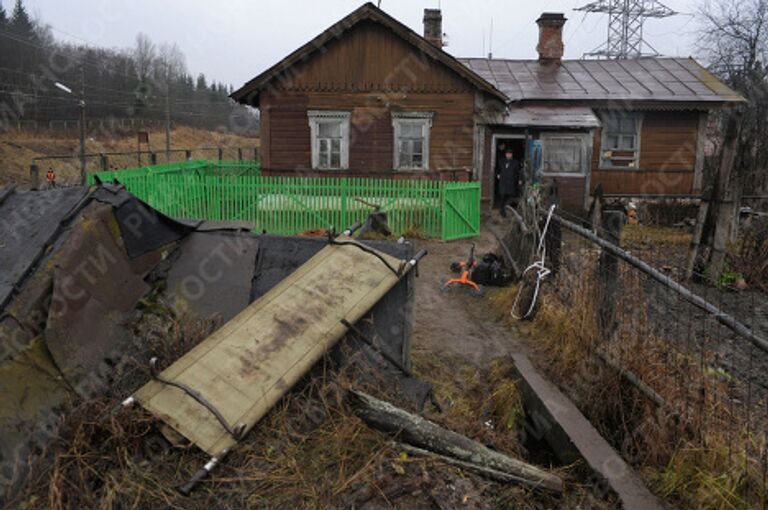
top-left (600, 112), bottom-right (641, 168)
top-left (541, 135), bottom-right (585, 175)
top-left (392, 112), bottom-right (432, 170)
top-left (308, 110), bottom-right (350, 170)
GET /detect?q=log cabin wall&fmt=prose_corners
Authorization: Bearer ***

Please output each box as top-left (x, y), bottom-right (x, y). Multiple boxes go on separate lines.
top-left (590, 110), bottom-right (701, 196)
top-left (259, 20), bottom-right (477, 180)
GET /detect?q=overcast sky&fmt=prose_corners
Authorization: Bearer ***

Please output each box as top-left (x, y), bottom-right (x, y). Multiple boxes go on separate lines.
top-left (19, 0), bottom-right (703, 89)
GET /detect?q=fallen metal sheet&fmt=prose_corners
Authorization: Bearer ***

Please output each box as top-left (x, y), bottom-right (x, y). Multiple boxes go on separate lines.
top-left (92, 185), bottom-right (196, 259)
top-left (0, 186), bottom-right (88, 308)
top-left (252, 235), bottom-right (414, 368)
top-left (45, 268), bottom-right (136, 397)
top-left (135, 238), bottom-right (415, 455)
top-left (43, 204), bottom-right (163, 395)
top-left (164, 232), bottom-right (260, 324)
top-left (53, 204), bottom-right (158, 312)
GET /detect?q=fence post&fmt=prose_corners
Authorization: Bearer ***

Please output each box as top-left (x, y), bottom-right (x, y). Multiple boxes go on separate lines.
top-left (30, 164), bottom-right (39, 190)
top-left (185, 150), bottom-right (192, 161)
top-left (217, 148), bottom-right (223, 161)
top-left (150, 152), bottom-right (157, 165)
top-left (253, 147), bottom-right (259, 161)
top-left (100, 153), bottom-right (108, 171)
top-left (596, 209), bottom-right (625, 339)
top-left (237, 148), bottom-right (243, 161)
top-left (341, 177), bottom-right (347, 231)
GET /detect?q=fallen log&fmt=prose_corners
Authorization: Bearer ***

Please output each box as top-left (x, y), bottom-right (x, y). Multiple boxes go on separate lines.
top-left (347, 390), bottom-right (563, 493)
top-left (396, 442), bottom-right (550, 487)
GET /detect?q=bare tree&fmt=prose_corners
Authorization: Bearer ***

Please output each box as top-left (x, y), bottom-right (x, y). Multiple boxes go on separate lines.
top-left (133, 32), bottom-right (156, 82)
top-left (692, 0), bottom-right (768, 280)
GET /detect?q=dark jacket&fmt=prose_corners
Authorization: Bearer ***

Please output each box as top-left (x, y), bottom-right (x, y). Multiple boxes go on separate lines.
top-left (499, 158), bottom-right (522, 197)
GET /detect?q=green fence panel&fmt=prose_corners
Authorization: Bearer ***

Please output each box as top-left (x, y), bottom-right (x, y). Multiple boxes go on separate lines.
top-left (86, 160), bottom-right (479, 240)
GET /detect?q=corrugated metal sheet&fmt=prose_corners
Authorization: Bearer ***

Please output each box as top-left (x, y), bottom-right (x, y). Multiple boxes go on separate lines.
top-left (458, 57), bottom-right (744, 103)
top-left (490, 105), bottom-right (601, 127)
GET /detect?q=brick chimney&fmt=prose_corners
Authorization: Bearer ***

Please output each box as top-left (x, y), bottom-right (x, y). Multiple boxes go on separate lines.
top-left (423, 8), bottom-right (443, 48)
top-left (536, 13), bottom-right (566, 63)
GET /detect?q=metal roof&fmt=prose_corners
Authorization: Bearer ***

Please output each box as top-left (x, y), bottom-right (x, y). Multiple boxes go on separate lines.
top-left (458, 57), bottom-right (744, 104)
top-left (491, 105), bottom-right (601, 127)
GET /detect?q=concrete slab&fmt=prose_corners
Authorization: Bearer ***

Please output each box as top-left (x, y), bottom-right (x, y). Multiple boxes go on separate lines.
top-left (511, 353), bottom-right (663, 510)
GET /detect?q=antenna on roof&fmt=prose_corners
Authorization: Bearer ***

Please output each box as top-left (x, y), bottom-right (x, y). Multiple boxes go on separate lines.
top-left (377, 0), bottom-right (382, 7)
top-left (488, 18), bottom-right (493, 59)
top-left (575, 0), bottom-right (676, 59)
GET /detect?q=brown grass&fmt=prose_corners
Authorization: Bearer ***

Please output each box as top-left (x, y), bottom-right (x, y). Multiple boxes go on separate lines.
top-left (7, 302), bottom-right (610, 509)
top-left (486, 245), bottom-right (767, 509)
top-left (0, 125), bottom-right (258, 187)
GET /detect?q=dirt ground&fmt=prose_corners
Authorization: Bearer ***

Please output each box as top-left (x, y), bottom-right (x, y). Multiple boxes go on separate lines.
top-left (411, 213), bottom-right (524, 367)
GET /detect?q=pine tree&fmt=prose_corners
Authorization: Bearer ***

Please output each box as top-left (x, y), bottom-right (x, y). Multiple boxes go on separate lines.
top-left (11, 0), bottom-right (34, 39)
top-left (196, 73), bottom-right (207, 91)
top-left (0, 1), bottom-right (8, 27)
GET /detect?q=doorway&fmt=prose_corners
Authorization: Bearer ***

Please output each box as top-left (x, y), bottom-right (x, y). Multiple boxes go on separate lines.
top-left (492, 136), bottom-right (526, 207)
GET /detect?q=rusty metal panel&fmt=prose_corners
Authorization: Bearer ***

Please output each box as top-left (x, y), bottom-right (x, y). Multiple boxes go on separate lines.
top-left (459, 57), bottom-right (744, 103)
top-left (135, 239), bottom-right (411, 456)
top-left (164, 232), bottom-right (259, 324)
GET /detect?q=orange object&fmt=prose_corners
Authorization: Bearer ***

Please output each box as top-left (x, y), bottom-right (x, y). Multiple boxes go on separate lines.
top-left (444, 260), bottom-right (481, 291)
top-left (443, 243), bottom-right (481, 291)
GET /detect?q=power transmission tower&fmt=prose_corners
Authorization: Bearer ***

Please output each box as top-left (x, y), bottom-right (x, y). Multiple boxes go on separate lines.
top-left (575, 0), bottom-right (676, 59)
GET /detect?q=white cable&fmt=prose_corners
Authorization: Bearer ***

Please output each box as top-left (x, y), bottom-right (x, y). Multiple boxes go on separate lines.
top-left (511, 204), bottom-right (556, 320)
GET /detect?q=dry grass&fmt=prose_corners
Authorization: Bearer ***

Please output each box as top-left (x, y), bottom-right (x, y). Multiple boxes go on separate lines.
top-left (0, 125), bottom-right (258, 187)
top-left (620, 224), bottom-right (693, 248)
top-left (6, 302), bottom-right (604, 509)
top-left (486, 246), bottom-right (768, 509)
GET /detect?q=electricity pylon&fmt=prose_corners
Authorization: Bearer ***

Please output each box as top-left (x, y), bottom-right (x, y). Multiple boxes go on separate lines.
top-left (575, 0), bottom-right (676, 59)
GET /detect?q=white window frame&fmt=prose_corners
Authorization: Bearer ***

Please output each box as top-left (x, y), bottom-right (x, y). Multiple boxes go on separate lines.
top-left (392, 111), bottom-right (433, 171)
top-left (308, 110), bottom-right (350, 170)
top-left (599, 112), bottom-right (643, 169)
top-left (540, 133), bottom-right (590, 177)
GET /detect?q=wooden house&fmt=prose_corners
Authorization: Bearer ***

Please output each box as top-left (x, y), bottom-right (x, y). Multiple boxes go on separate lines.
top-left (231, 3), bottom-right (743, 211)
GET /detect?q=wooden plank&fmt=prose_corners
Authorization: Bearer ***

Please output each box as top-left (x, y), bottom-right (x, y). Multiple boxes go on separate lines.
top-left (134, 238), bottom-right (407, 455)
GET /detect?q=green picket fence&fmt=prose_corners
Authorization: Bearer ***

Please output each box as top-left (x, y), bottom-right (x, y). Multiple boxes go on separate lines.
top-left (88, 161), bottom-right (480, 240)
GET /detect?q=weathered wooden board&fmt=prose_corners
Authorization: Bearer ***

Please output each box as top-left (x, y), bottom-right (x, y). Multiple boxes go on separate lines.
top-left (135, 238), bottom-right (407, 455)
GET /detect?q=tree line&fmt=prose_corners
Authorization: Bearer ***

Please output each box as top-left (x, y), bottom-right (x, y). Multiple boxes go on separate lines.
top-left (0, 0), bottom-right (258, 134)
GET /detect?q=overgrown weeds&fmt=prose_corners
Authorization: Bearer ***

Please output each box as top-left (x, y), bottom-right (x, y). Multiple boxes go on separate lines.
top-left (8, 308), bottom-right (600, 509)
top-left (486, 243), bottom-right (768, 509)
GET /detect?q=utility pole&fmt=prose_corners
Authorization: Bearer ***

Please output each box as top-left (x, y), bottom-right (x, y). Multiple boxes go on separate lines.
top-left (79, 63), bottom-right (86, 184)
top-left (165, 64), bottom-right (171, 162)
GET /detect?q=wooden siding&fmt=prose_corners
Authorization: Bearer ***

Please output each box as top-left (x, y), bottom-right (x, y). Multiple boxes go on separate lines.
top-left (258, 19), bottom-right (477, 178)
top-left (591, 169), bottom-right (695, 196)
top-left (275, 20), bottom-right (472, 94)
top-left (591, 110), bottom-right (700, 196)
top-left (544, 175), bottom-right (586, 212)
top-left (261, 89), bottom-right (476, 175)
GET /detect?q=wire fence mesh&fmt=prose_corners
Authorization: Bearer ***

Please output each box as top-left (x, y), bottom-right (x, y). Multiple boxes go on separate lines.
top-left (518, 203), bottom-right (768, 507)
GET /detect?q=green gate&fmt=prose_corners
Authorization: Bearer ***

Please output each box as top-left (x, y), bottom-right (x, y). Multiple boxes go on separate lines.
top-left (441, 182), bottom-right (481, 240)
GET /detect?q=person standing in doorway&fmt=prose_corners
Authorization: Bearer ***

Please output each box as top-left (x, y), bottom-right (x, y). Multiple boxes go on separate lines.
top-left (498, 149), bottom-right (523, 217)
